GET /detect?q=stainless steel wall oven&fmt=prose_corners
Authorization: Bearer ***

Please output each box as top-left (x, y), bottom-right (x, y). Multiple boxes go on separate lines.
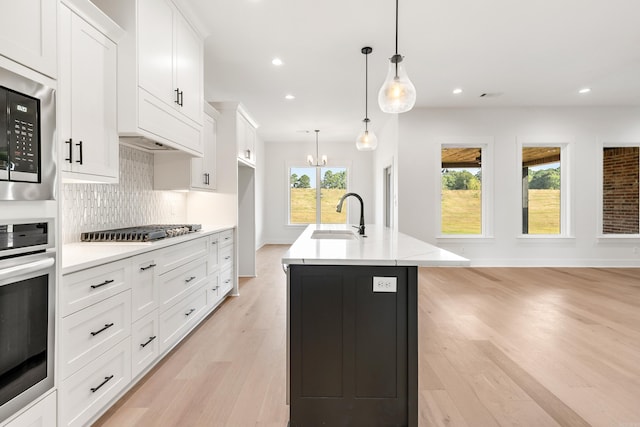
top-left (0, 65), bottom-right (56, 201)
top-left (0, 219), bottom-right (55, 423)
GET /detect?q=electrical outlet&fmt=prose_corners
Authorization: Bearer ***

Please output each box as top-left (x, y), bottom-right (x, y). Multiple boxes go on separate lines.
top-left (373, 276), bottom-right (397, 293)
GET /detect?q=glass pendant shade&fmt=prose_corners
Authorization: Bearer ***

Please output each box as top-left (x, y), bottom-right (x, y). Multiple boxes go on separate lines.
top-left (378, 57), bottom-right (416, 113)
top-left (356, 129), bottom-right (378, 151)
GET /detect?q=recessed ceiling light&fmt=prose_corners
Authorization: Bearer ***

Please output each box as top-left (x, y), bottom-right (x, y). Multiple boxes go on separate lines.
top-left (285, 94), bottom-right (295, 100)
top-left (579, 87), bottom-right (591, 94)
top-left (452, 88), bottom-right (463, 95)
top-left (272, 58), bottom-right (283, 66)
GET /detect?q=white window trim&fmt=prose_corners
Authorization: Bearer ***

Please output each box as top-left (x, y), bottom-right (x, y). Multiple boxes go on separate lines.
top-left (596, 140), bottom-right (640, 239)
top-left (285, 160), bottom-right (352, 226)
top-left (516, 135), bottom-right (574, 238)
top-left (437, 137), bottom-right (494, 239)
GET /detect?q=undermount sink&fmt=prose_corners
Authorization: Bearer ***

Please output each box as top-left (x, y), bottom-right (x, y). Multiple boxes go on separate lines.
top-left (310, 229), bottom-right (358, 240)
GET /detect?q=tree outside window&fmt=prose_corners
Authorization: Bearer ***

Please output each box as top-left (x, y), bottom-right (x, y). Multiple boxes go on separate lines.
top-left (289, 167), bottom-right (348, 225)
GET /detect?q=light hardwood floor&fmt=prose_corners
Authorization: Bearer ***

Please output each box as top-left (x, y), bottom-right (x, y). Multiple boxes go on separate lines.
top-left (95, 245), bottom-right (640, 426)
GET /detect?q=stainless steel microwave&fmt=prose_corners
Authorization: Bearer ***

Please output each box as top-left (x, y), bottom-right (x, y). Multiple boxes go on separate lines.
top-left (0, 66), bottom-right (55, 200)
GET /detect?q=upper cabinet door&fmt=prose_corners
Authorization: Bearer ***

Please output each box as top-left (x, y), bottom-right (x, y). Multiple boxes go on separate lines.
top-left (0, 0), bottom-right (57, 78)
top-left (174, 12), bottom-right (203, 125)
top-left (59, 3), bottom-right (120, 183)
top-left (137, 0), bottom-right (175, 107)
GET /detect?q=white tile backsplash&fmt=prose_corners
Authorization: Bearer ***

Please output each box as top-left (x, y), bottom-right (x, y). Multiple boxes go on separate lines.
top-left (61, 145), bottom-right (187, 243)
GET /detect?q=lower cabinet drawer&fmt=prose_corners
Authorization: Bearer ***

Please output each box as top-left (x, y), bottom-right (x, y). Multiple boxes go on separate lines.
top-left (59, 337), bottom-right (131, 427)
top-left (219, 268), bottom-right (233, 296)
top-left (159, 288), bottom-right (207, 353)
top-left (219, 245), bottom-right (233, 271)
top-left (131, 309), bottom-right (159, 379)
top-left (159, 258), bottom-right (208, 310)
top-left (218, 229), bottom-right (233, 248)
top-left (61, 290), bottom-right (131, 379)
top-left (206, 274), bottom-right (222, 309)
top-left (4, 391), bottom-right (56, 427)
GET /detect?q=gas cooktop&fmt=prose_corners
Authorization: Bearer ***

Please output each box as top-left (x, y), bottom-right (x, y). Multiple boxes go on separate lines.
top-left (80, 224), bottom-right (202, 242)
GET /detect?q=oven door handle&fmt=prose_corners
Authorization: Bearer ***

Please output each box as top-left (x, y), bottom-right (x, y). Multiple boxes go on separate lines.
top-left (0, 257), bottom-right (55, 282)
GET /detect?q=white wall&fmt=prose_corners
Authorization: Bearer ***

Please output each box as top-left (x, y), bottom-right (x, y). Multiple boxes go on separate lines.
top-left (263, 140), bottom-right (375, 244)
top-left (256, 134), bottom-right (266, 248)
top-left (373, 115), bottom-right (399, 230)
top-left (397, 107), bottom-right (640, 266)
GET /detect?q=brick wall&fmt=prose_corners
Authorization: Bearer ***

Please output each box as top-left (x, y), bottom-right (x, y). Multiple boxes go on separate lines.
top-left (603, 147), bottom-right (639, 234)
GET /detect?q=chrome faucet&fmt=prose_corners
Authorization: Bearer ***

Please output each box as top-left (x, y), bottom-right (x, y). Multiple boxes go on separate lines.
top-left (336, 192), bottom-right (365, 235)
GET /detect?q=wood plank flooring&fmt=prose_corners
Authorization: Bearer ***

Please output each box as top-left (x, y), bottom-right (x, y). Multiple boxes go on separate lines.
top-left (95, 245), bottom-right (640, 426)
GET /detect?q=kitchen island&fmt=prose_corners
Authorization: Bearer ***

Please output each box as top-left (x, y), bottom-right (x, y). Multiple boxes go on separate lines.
top-left (282, 224), bottom-right (469, 427)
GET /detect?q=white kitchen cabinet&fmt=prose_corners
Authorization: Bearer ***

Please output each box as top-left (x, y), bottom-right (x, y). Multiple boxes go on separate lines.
top-left (2, 391), bottom-right (56, 427)
top-left (58, 1), bottom-right (122, 183)
top-left (237, 113), bottom-right (257, 166)
top-left (60, 290), bottom-right (132, 379)
top-left (131, 310), bottom-right (159, 379)
top-left (131, 252), bottom-right (159, 322)
top-left (0, 0), bottom-right (57, 78)
top-left (91, 0), bottom-right (204, 156)
top-left (213, 102), bottom-right (258, 168)
top-left (154, 103), bottom-right (218, 191)
top-left (59, 338), bottom-right (131, 427)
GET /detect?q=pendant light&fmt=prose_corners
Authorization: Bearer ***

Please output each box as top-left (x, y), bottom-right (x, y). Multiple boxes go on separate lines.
top-left (356, 47), bottom-right (378, 151)
top-left (307, 130), bottom-right (327, 166)
top-left (378, 0), bottom-right (416, 114)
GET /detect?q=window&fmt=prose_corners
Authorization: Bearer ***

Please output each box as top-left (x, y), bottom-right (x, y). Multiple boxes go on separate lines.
top-left (522, 147), bottom-right (561, 234)
top-left (602, 145), bottom-right (639, 235)
top-left (439, 140), bottom-right (492, 237)
top-left (518, 139), bottom-right (571, 237)
top-left (289, 166), bottom-right (348, 225)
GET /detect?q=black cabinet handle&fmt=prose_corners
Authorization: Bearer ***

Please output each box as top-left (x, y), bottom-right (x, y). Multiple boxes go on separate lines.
top-left (140, 263), bottom-right (156, 271)
top-left (90, 279), bottom-right (114, 289)
top-left (224, 237), bottom-right (231, 241)
top-left (76, 140), bottom-right (83, 164)
top-left (204, 172), bottom-right (210, 185)
top-left (90, 323), bottom-right (114, 336)
top-left (178, 90), bottom-right (184, 106)
top-left (65, 138), bottom-right (73, 163)
top-left (224, 256), bottom-right (231, 260)
top-left (140, 336), bottom-right (157, 348)
top-left (185, 276), bottom-right (196, 283)
top-left (224, 279), bottom-right (231, 284)
top-left (185, 308), bottom-right (195, 316)
top-left (174, 88), bottom-right (180, 105)
top-left (90, 375), bottom-right (114, 393)
top-left (211, 241), bottom-right (217, 245)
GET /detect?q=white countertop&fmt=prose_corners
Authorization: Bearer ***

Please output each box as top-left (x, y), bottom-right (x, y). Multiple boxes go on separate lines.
top-left (282, 224), bottom-right (470, 267)
top-left (62, 224), bottom-right (234, 274)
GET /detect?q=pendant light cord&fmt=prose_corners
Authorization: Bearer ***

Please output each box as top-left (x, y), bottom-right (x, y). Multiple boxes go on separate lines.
top-left (395, 0), bottom-right (399, 77)
top-left (365, 51), bottom-right (369, 131)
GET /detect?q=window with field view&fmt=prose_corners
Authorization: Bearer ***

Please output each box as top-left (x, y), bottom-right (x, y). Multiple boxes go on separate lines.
top-left (602, 146), bottom-right (639, 235)
top-left (441, 147), bottom-right (483, 235)
top-left (522, 147), bottom-right (561, 234)
top-left (289, 167), bottom-right (348, 225)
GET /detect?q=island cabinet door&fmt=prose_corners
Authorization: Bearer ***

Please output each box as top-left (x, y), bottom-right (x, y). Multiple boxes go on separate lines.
top-left (288, 265), bottom-right (418, 427)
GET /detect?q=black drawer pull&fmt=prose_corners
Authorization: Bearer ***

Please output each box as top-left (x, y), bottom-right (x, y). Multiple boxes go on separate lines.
top-left (224, 256), bottom-right (231, 260)
top-left (185, 308), bottom-right (195, 316)
top-left (185, 276), bottom-right (196, 283)
top-left (212, 286), bottom-right (219, 291)
top-left (174, 88), bottom-right (180, 104)
top-left (90, 323), bottom-right (114, 336)
top-left (76, 140), bottom-right (84, 165)
top-left (90, 375), bottom-right (114, 393)
top-left (224, 237), bottom-right (231, 240)
top-left (140, 336), bottom-right (157, 348)
top-left (65, 138), bottom-right (73, 163)
top-left (224, 279), bottom-right (231, 284)
top-left (211, 241), bottom-right (217, 245)
top-left (90, 279), bottom-right (114, 289)
top-left (140, 263), bottom-right (156, 271)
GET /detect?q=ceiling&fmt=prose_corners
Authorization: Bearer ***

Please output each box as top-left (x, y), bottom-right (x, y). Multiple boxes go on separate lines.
top-left (181, 0), bottom-right (640, 144)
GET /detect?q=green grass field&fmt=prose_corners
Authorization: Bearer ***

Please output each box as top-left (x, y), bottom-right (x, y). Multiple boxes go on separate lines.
top-left (441, 189), bottom-right (560, 234)
top-left (290, 188), bottom-right (348, 224)
top-left (291, 188), bottom-right (560, 233)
